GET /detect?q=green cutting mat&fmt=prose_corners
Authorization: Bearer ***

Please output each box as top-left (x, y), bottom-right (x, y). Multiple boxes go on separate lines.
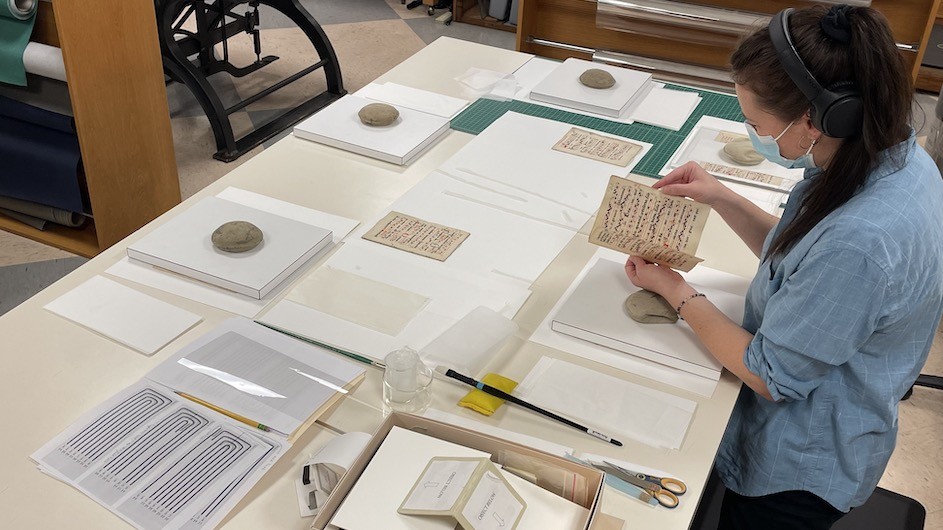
top-left (450, 84), bottom-right (745, 179)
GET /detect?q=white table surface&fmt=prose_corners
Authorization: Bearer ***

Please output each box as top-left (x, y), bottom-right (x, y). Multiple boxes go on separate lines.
top-left (0, 37), bottom-right (759, 529)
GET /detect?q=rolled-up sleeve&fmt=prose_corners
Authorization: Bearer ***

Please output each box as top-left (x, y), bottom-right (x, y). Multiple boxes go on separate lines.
top-left (744, 248), bottom-right (890, 401)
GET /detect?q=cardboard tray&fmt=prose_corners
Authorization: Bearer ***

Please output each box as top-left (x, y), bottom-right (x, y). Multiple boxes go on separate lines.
top-left (311, 412), bottom-right (623, 530)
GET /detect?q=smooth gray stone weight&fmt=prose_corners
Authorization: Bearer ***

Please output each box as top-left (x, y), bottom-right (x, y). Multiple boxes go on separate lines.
top-left (624, 290), bottom-right (678, 324)
top-left (358, 103), bottom-right (399, 126)
top-left (722, 138), bottom-right (765, 166)
top-left (579, 69), bottom-right (616, 89)
top-left (212, 221), bottom-right (263, 253)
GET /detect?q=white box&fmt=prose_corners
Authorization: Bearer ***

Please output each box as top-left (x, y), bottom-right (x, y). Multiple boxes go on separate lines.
top-left (293, 95), bottom-right (451, 165)
top-left (529, 58), bottom-right (653, 118)
top-left (127, 196), bottom-right (332, 299)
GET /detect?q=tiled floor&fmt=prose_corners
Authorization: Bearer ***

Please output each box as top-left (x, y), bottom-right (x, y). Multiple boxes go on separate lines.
top-left (1, 2), bottom-right (941, 526)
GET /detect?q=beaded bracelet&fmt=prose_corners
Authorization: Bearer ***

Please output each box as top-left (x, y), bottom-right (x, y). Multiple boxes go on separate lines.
top-left (675, 292), bottom-right (706, 320)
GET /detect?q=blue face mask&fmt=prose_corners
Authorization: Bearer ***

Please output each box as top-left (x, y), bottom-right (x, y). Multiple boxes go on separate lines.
top-left (745, 121), bottom-right (817, 169)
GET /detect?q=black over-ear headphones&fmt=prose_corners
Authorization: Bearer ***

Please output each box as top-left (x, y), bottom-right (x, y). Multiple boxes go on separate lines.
top-left (767, 8), bottom-right (863, 138)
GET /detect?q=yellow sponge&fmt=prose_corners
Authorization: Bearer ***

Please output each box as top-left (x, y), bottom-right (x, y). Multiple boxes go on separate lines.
top-left (457, 373), bottom-right (518, 416)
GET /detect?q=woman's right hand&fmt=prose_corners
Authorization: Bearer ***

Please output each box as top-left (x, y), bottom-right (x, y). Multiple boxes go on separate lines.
top-left (653, 161), bottom-right (729, 206)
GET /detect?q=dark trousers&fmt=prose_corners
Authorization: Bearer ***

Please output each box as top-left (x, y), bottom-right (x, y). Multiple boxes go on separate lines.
top-left (719, 488), bottom-right (845, 530)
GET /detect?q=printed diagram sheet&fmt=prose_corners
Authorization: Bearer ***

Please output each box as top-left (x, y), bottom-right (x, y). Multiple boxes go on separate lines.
top-left (589, 176), bottom-right (710, 271)
top-left (32, 381), bottom-right (285, 530)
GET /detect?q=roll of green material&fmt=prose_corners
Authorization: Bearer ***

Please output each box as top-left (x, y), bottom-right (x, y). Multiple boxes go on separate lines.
top-left (0, 0), bottom-right (38, 86)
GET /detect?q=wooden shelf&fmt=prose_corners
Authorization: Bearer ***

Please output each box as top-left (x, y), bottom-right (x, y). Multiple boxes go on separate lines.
top-left (454, 0), bottom-right (516, 32)
top-left (2, 0), bottom-right (181, 256)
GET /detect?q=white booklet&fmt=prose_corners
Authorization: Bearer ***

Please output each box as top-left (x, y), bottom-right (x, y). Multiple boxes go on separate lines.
top-left (529, 58), bottom-right (653, 118)
top-left (127, 196), bottom-right (333, 299)
top-left (293, 94), bottom-right (451, 165)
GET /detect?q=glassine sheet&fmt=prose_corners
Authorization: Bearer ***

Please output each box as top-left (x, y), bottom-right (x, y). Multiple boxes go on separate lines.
top-left (106, 189), bottom-right (358, 317)
top-left (363, 211), bottom-right (471, 262)
top-left (528, 247), bottom-right (752, 397)
top-left (44, 275), bottom-right (202, 355)
top-left (552, 127), bottom-right (643, 167)
top-left (439, 112), bottom-right (653, 220)
top-left (355, 82), bottom-right (469, 118)
top-left (259, 242), bottom-right (531, 362)
top-left (589, 176), bottom-right (709, 271)
top-left (286, 265), bottom-right (429, 336)
top-left (146, 318), bottom-right (364, 440)
top-left (351, 170), bottom-right (581, 284)
top-left (661, 115), bottom-right (803, 193)
top-left (516, 357), bottom-right (697, 450)
top-left (31, 380), bottom-right (286, 530)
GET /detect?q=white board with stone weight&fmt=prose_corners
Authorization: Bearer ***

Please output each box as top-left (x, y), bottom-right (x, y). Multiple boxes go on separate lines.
top-left (529, 57), bottom-right (653, 117)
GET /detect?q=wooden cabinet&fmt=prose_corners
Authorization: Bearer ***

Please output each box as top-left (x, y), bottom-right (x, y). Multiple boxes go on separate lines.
top-left (916, 2), bottom-right (943, 92)
top-left (515, 0), bottom-right (941, 90)
top-left (0, 0), bottom-right (180, 258)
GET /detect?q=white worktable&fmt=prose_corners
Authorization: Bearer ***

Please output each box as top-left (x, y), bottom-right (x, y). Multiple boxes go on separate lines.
top-left (0, 37), bottom-right (758, 529)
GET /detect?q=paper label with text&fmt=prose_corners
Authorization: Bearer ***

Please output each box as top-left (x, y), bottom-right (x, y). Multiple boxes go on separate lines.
top-left (552, 127), bottom-right (642, 167)
top-left (362, 211), bottom-right (470, 261)
top-left (698, 161), bottom-right (786, 188)
top-left (589, 176), bottom-right (709, 271)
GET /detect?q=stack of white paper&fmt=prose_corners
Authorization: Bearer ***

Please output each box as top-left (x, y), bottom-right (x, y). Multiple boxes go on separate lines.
top-left (551, 257), bottom-right (743, 380)
top-left (529, 58), bottom-right (653, 118)
top-left (293, 94), bottom-right (450, 165)
top-left (126, 196), bottom-right (333, 300)
top-left (516, 357), bottom-right (698, 450)
top-left (44, 275), bottom-right (202, 355)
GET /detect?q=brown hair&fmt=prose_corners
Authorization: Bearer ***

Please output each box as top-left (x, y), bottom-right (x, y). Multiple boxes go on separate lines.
top-left (731, 6), bottom-right (912, 259)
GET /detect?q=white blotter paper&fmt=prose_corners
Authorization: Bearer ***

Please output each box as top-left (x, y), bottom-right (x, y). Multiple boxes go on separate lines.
top-left (516, 357), bottom-right (697, 450)
top-left (293, 94), bottom-right (450, 166)
top-left (127, 196), bottom-right (332, 299)
top-left (529, 57), bottom-right (653, 117)
top-left (528, 248), bottom-right (751, 397)
top-left (329, 426), bottom-right (490, 530)
top-left (551, 258), bottom-right (744, 380)
top-left (439, 112), bottom-right (652, 220)
top-left (108, 189), bottom-right (358, 317)
top-left (44, 275), bottom-right (202, 355)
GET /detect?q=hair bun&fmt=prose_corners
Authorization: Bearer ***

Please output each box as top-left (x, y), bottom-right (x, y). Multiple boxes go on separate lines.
top-left (821, 5), bottom-right (853, 43)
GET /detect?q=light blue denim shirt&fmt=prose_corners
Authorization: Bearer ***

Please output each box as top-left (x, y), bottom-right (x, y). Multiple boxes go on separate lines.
top-left (715, 131), bottom-right (943, 512)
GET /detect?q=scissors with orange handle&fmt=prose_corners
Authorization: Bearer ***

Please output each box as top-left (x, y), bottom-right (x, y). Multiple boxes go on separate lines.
top-left (602, 460), bottom-right (687, 509)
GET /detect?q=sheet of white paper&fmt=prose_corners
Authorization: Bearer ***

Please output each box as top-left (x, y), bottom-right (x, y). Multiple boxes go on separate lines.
top-left (355, 82), bottom-right (470, 119)
top-left (422, 409), bottom-right (574, 457)
top-left (517, 357), bottom-right (697, 450)
top-left (528, 247), bottom-right (750, 397)
top-left (628, 86), bottom-right (701, 131)
top-left (457, 67), bottom-right (510, 92)
top-left (107, 191), bottom-right (356, 317)
top-left (330, 426), bottom-right (491, 530)
top-left (439, 112), bottom-right (653, 219)
top-left (259, 242), bottom-right (532, 362)
top-left (31, 381), bottom-right (286, 530)
top-left (146, 318), bottom-right (364, 437)
top-left (352, 169), bottom-right (583, 283)
top-left (44, 275), bottom-right (202, 355)
top-left (501, 469), bottom-right (590, 530)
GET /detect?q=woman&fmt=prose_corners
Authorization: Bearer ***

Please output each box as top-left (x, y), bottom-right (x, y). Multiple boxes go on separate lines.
top-left (625, 5), bottom-right (943, 529)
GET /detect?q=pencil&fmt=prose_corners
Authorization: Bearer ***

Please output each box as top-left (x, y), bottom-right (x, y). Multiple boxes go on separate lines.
top-left (175, 391), bottom-right (289, 437)
top-left (444, 369), bottom-right (623, 447)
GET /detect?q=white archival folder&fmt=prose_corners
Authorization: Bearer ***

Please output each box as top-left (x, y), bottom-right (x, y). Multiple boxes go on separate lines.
top-left (551, 257), bottom-right (744, 380)
top-left (293, 94), bottom-right (450, 165)
top-left (529, 57), bottom-right (653, 117)
top-left (127, 196), bottom-right (333, 299)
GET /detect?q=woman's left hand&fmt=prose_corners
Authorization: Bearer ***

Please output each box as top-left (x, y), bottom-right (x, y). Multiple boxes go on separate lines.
top-left (624, 256), bottom-right (689, 301)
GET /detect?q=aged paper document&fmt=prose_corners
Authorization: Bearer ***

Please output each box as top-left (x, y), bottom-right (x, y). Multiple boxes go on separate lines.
top-left (552, 127), bottom-right (643, 167)
top-left (589, 176), bottom-right (710, 271)
top-left (363, 211), bottom-right (470, 261)
top-left (698, 161), bottom-right (785, 188)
